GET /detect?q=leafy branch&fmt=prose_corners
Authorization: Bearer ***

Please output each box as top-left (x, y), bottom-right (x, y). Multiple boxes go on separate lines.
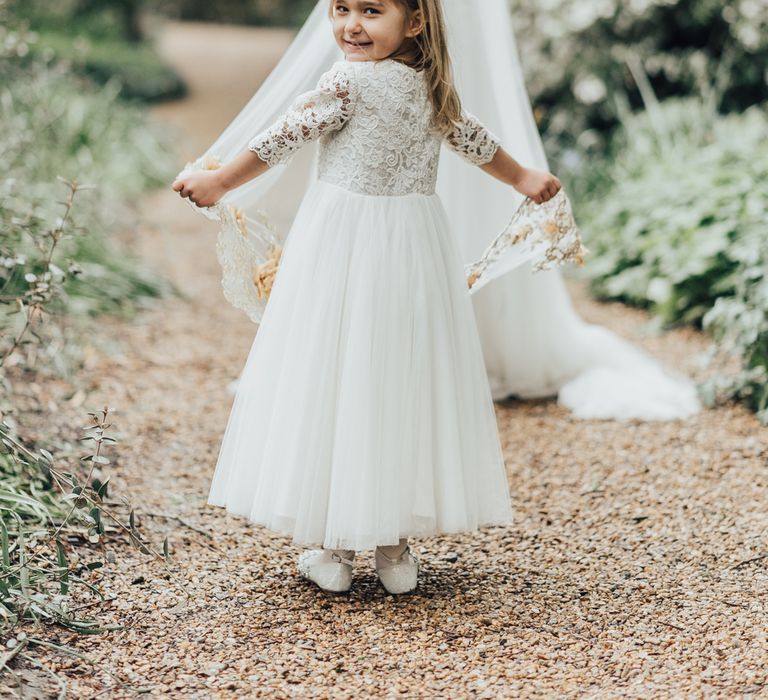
top-left (0, 177), bottom-right (91, 370)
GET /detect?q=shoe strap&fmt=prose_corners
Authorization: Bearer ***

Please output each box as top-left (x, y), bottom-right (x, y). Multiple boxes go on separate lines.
top-left (376, 545), bottom-right (411, 565)
top-left (330, 551), bottom-right (355, 566)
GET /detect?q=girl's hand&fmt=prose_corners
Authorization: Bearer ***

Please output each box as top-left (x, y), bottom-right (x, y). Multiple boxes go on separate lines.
top-left (172, 170), bottom-right (227, 208)
top-left (512, 167), bottom-right (561, 204)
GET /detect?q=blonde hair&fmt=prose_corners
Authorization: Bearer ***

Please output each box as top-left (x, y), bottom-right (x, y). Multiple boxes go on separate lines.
top-left (329, 0), bottom-right (462, 137)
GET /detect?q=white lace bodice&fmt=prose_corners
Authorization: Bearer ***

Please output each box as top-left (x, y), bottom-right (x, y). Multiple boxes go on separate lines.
top-left (247, 59), bottom-right (500, 197)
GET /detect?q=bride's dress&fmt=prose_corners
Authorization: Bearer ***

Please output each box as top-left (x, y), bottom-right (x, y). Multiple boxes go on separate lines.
top-left (197, 0), bottom-right (701, 421)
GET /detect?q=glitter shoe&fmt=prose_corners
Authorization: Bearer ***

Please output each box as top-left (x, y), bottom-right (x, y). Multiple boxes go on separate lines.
top-left (297, 549), bottom-right (354, 593)
top-left (375, 545), bottom-right (419, 595)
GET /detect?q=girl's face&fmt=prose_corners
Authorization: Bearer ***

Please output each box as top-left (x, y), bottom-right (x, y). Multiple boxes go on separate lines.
top-left (331, 0), bottom-right (423, 62)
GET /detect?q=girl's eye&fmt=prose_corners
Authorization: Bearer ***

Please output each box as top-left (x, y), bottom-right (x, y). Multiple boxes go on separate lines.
top-left (334, 5), bottom-right (379, 15)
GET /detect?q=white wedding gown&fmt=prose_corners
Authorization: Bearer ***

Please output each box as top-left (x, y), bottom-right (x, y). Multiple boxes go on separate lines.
top-left (208, 59), bottom-right (513, 551)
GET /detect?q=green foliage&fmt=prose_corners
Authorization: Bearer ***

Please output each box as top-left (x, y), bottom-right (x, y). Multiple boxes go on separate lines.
top-left (702, 227), bottom-right (768, 419)
top-left (0, 409), bottom-right (170, 645)
top-left (0, 411), bottom-right (116, 636)
top-left (7, 0), bottom-right (186, 102)
top-left (0, 0), bottom-right (176, 408)
top-left (29, 29), bottom-right (186, 103)
top-left (510, 0), bottom-right (768, 172)
top-left (7, 0), bottom-right (134, 41)
top-left (1, 58), bottom-right (176, 320)
top-left (578, 97), bottom-right (768, 420)
top-left (157, 0), bottom-right (319, 27)
top-left (0, 9), bottom-right (179, 656)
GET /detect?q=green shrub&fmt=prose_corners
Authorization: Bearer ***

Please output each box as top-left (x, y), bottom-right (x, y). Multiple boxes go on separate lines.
top-left (157, 0), bottom-right (317, 27)
top-left (1, 58), bottom-right (177, 320)
top-left (0, 11), bottom-right (177, 656)
top-left (578, 97), bottom-right (768, 419)
top-left (510, 0), bottom-right (768, 171)
top-left (8, 0), bottom-right (185, 102)
top-left (29, 30), bottom-right (186, 103)
top-left (701, 225), bottom-right (768, 418)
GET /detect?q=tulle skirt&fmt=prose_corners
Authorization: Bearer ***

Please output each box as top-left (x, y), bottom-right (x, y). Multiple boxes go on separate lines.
top-left (207, 180), bottom-right (513, 551)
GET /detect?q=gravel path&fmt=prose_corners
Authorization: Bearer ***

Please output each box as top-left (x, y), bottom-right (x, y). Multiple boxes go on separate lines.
top-left (14, 21), bottom-right (768, 699)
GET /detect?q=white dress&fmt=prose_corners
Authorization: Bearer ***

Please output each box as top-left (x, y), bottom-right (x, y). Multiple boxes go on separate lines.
top-left (207, 58), bottom-right (514, 551)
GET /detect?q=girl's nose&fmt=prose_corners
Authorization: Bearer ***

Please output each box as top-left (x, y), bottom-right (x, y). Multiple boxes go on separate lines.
top-left (345, 13), bottom-right (363, 33)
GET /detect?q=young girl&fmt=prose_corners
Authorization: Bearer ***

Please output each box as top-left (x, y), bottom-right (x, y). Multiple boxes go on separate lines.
top-left (173, 0), bottom-right (561, 594)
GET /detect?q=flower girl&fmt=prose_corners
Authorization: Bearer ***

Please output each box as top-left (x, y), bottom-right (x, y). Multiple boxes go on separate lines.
top-left (172, 0), bottom-right (561, 594)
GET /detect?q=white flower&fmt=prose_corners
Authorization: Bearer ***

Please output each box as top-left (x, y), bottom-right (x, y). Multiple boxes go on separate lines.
top-left (48, 263), bottom-right (65, 280)
top-left (573, 75), bottom-right (607, 105)
top-left (647, 277), bottom-right (672, 303)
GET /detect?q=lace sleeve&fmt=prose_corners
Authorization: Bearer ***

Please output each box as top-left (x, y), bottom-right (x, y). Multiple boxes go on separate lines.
top-left (247, 62), bottom-right (357, 167)
top-left (444, 110), bottom-right (501, 166)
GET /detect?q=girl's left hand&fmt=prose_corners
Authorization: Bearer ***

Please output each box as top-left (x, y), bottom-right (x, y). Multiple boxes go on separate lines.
top-left (512, 167), bottom-right (562, 204)
top-left (172, 170), bottom-right (227, 208)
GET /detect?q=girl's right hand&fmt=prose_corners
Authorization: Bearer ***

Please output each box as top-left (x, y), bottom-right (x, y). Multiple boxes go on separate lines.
top-left (512, 167), bottom-right (562, 204)
top-left (172, 170), bottom-right (228, 208)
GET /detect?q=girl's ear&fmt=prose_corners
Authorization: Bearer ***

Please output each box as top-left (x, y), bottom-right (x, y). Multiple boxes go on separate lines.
top-left (404, 9), bottom-right (425, 38)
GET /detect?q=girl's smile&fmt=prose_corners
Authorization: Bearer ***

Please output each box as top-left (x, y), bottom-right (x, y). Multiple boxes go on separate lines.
top-left (344, 38), bottom-right (374, 52)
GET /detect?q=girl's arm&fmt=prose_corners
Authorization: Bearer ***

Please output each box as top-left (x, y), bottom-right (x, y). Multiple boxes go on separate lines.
top-left (444, 111), bottom-right (561, 204)
top-left (173, 62), bottom-right (357, 209)
top-left (172, 151), bottom-right (269, 209)
top-left (479, 148), bottom-right (561, 205)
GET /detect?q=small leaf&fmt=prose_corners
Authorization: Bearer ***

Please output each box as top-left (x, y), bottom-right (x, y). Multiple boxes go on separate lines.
top-left (56, 540), bottom-right (70, 595)
top-left (1, 520), bottom-right (9, 568)
top-left (97, 477), bottom-right (110, 499)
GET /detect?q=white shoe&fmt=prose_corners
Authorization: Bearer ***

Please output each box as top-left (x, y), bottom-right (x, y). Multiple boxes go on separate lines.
top-left (297, 549), bottom-right (354, 593)
top-left (375, 545), bottom-right (419, 595)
